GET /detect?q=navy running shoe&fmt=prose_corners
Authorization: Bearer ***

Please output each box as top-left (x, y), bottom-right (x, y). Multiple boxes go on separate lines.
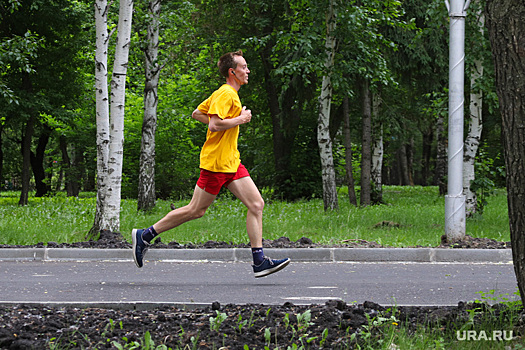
top-left (132, 229), bottom-right (150, 268)
top-left (252, 256), bottom-right (291, 278)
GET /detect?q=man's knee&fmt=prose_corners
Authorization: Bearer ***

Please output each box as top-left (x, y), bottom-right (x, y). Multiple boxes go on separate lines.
top-left (191, 207), bottom-right (207, 220)
top-left (250, 198), bottom-right (265, 215)
top-left (174, 205), bottom-right (207, 221)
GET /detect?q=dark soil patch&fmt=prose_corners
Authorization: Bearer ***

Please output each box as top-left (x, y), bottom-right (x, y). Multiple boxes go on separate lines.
top-left (0, 230), bottom-right (511, 250)
top-left (439, 234), bottom-right (511, 249)
top-left (1, 300), bottom-right (523, 349)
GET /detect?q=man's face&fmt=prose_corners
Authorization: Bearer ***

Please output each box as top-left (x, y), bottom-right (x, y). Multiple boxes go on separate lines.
top-left (232, 56), bottom-right (250, 85)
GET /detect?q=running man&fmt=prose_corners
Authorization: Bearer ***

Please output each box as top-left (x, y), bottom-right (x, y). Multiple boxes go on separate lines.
top-left (132, 50), bottom-right (290, 278)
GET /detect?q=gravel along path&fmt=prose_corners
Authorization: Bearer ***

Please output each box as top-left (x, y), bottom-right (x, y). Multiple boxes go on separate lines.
top-left (2, 300), bottom-right (522, 349)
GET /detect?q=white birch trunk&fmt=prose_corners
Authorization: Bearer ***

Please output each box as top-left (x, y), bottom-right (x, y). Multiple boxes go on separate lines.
top-left (138, 0), bottom-right (161, 212)
top-left (371, 130), bottom-right (383, 188)
top-left (105, 0), bottom-right (134, 231)
top-left (92, 0), bottom-right (110, 235)
top-left (463, 9), bottom-right (484, 217)
top-left (371, 93), bottom-right (383, 203)
top-left (317, 0), bottom-right (338, 211)
top-left (463, 58), bottom-right (483, 216)
top-left (92, 0), bottom-right (134, 234)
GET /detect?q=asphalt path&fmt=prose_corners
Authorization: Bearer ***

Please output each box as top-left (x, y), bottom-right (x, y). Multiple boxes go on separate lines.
top-left (0, 260), bottom-right (518, 308)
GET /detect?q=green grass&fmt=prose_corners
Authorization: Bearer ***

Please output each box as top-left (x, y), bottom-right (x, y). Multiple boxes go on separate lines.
top-left (0, 186), bottom-right (510, 246)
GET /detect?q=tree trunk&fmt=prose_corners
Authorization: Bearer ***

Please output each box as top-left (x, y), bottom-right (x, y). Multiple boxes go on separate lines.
top-left (59, 136), bottom-right (71, 194)
top-left (260, 47), bottom-right (288, 196)
top-left (397, 144), bottom-right (410, 185)
top-left (273, 85), bottom-right (302, 199)
top-left (106, 0), bottom-right (133, 230)
top-left (342, 96), bottom-right (357, 206)
top-left (19, 73), bottom-right (34, 206)
top-left (30, 125), bottom-right (51, 197)
top-left (260, 42), bottom-right (301, 199)
top-left (435, 112), bottom-right (447, 195)
top-left (371, 125), bottom-right (383, 203)
top-left (91, 0), bottom-right (134, 234)
top-left (55, 168), bottom-right (63, 192)
top-left (486, 0), bottom-right (525, 304)
top-left (73, 145), bottom-right (85, 192)
top-left (69, 143), bottom-right (80, 197)
top-left (91, 0), bottom-right (111, 236)
top-left (463, 9), bottom-right (485, 217)
top-left (407, 138), bottom-right (415, 185)
top-left (317, 0), bottom-right (338, 211)
top-left (19, 115), bottom-right (34, 206)
top-left (371, 92), bottom-right (383, 204)
top-left (360, 79), bottom-right (372, 207)
top-left (138, 0), bottom-right (161, 212)
top-left (421, 126), bottom-right (434, 185)
top-left (59, 135), bottom-right (79, 197)
top-left (463, 58), bottom-right (483, 216)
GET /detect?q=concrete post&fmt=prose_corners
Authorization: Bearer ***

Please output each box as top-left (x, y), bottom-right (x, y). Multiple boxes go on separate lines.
top-left (445, 0), bottom-right (470, 241)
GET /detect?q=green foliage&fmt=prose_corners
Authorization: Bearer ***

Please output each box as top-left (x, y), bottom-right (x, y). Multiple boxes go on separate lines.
top-left (209, 310), bottom-right (228, 332)
top-left (111, 330), bottom-right (170, 350)
top-left (0, 0), bottom-right (94, 196)
top-left (0, 0), bottom-right (506, 219)
top-left (350, 309), bottom-right (400, 350)
top-left (0, 186), bottom-right (510, 246)
top-left (471, 144), bottom-right (506, 215)
top-left (0, 30), bottom-right (41, 104)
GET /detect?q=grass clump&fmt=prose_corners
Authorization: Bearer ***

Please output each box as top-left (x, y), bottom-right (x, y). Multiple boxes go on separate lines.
top-left (350, 292), bottom-right (523, 350)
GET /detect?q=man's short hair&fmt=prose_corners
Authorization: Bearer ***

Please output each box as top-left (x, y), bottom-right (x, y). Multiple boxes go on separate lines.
top-left (218, 50), bottom-right (244, 78)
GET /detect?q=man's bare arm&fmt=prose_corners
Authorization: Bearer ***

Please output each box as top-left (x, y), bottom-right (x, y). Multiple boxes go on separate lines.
top-left (192, 109), bottom-right (210, 124)
top-left (208, 106), bottom-right (252, 132)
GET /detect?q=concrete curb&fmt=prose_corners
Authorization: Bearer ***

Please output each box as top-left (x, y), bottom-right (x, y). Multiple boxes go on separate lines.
top-left (0, 301), bottom-right (211, 311)
top-left (0, 301), bottom-right (457, 310)
top-left (0, 247), bottom-right (513, 263)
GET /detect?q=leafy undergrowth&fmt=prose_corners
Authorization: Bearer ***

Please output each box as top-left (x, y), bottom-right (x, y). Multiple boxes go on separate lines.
top-left (1, 300), bottom-right (523, 349)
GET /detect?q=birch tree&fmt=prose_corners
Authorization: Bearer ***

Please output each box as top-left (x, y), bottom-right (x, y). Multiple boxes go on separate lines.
top-left (138, 0), bottom-right (161, 212)
top-left (92, 0), bottom-right (134, 234)
top-left (371, 92), bottom-right (383, 204)
top-left (317, 0), bottom-right (338, 211)
top-left (463, 57), bottom-right (483, 216)
top-left (92, 0), bottom-right (110, 235)
top-left (463, 5), bottom-right (484, 216)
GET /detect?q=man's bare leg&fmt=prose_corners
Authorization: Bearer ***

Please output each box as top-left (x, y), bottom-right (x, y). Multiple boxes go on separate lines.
top-left (132, 185), bottom-right (216, 268)
top-left (226, 176), bottom-right (264, 247)
top-left (228, 176), bottom-right (290, 277)
top-left (153, 185), bottom-right (217, 234)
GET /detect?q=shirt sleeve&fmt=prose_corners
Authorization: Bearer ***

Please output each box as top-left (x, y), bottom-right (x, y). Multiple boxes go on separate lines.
top-left (197, 96), bottom-right (211, 115)
top-left (206, 90), bottom-right (234, 120)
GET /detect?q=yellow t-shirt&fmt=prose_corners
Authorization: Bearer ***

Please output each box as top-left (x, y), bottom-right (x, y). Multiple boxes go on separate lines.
top-left (197, 84), bottom-right (242, 172)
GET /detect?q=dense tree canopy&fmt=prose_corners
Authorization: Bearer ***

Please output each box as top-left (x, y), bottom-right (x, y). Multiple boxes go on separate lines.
top-left (0, 0), bottom-right (93, 203)
top-left (0, 0), bottom-right (505, 208)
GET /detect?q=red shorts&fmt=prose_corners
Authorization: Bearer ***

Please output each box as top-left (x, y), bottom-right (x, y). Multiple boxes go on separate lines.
top-left (196, 164), bottom-right (250, 195)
